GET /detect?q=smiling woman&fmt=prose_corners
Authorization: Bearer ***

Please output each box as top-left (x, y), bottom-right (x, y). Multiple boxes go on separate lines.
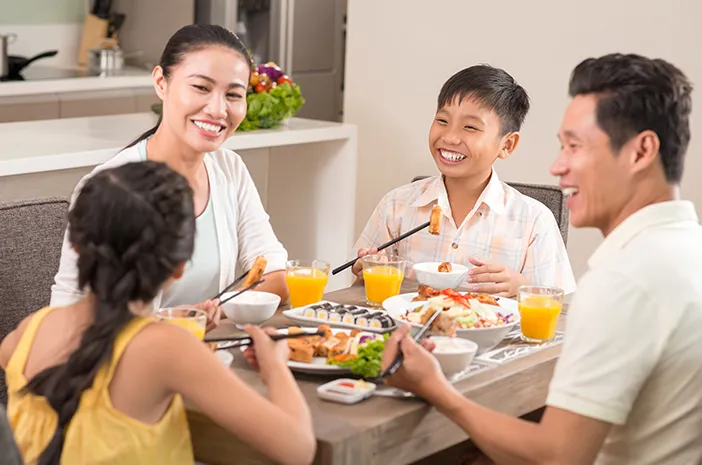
top-left (50, 24), bottom-right (290, 321)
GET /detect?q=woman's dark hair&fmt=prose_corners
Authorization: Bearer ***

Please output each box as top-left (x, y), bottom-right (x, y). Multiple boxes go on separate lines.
top-left (24, 161), bottom-right (196, 465)
top-left (437, 64), bottom-right (531, 135)
top-left (569, 53), bottom-right (693, 183)
top-left (125, 24), bottom-right (252, 149)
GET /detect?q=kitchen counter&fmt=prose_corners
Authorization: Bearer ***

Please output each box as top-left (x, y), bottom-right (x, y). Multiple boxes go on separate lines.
top-left (0, 113), bottom-right (359, 291)
top-left (0, 66), bottom-right (153, 98)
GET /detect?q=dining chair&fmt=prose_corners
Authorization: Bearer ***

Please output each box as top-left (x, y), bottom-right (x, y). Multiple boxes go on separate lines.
top-left (0, 197), bottom-right (69, 405)
top-left (411, 176), bottom-right (569, 245)
top-left (0, 404), bottom-right (21, 465)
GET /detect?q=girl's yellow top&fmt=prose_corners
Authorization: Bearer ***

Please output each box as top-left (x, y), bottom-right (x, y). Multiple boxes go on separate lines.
top-left (5, 307), bottom-right (194, 464)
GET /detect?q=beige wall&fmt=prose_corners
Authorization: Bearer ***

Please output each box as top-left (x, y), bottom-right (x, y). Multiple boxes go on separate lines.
top-left (343, 0), bottom-right (702, 279)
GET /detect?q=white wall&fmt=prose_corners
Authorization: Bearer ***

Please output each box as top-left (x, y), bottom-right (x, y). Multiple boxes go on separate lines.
top-left (343, 0), bottom-right (702, 279)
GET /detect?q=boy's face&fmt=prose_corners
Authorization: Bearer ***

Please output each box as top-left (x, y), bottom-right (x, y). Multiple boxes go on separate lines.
top-left (429, 96), bottom-right (514, 181)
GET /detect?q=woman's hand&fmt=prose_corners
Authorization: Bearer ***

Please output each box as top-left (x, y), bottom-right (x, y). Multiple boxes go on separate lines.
top-left (191, 299), bottom-right (222, 331)
top-left (351, 247), bottom-right (378, 278)
top-left (242, 325), bottom-right (290, 384)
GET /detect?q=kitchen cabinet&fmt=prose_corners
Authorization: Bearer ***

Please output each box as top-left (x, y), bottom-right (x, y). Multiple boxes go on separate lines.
top-left (59, 89), bottom-right (137, 118)
top-left (0, 87), bottom-right (158, 123)
top-left (0, 94), bottom-right (60, 123)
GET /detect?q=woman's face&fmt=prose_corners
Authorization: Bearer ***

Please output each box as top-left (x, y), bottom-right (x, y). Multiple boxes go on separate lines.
top-left (155, 45), bottom-right (250, 154)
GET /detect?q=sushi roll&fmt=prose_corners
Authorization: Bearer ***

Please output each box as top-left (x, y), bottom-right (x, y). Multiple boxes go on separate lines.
top-left (342, 312), bottom-right (357, 325)
top-left (303, 307), bottom-right (317, 318)
top-left (320, 302), bottom-right (334, 309)
top-left (354, 311), bottom-right (372, 327)
top-left (341, 305), bottom-right (358, 311)
top-left (370, 314), bottom-right (394, 329)
top-left (328, 310), bottom-right (346, 323)
top-left (315, 308), bottom-right (330, 320)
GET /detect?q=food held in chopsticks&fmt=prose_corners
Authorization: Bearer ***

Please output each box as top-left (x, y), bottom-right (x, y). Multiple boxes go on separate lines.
top-left (438, 261), bottom-right (452, 272)
top-left (428, 205), bottom-right (442, 235)
top-left (401, 288), bottom-right (513, 332)
top-left (285, 325), bottom-right (388, 378)
top-left (242, 256), bottom-right (267, 287)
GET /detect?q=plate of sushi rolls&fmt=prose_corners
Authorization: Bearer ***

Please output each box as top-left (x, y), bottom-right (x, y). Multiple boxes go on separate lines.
top-left (282, 301), bottom-right (397, 333)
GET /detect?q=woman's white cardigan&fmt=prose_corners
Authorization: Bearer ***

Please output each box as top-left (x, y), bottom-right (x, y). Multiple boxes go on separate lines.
top-left (49, 145), bottom-right (288, 310)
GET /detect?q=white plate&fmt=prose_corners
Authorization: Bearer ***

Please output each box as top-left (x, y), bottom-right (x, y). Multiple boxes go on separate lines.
top-left (382, 293), bottom-right (427, 314)
top-left (383, 292), bottom-right (519, 316)
top-left (215, 350), bottom-right (234, 367)
top-left (282, 301), bottom-right (396, 334)
top-left (278, 327), bottom-right (352, 375)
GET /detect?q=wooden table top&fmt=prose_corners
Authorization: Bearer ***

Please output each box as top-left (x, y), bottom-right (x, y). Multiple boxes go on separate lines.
top-left (187, 282), bottom-right (566, 465)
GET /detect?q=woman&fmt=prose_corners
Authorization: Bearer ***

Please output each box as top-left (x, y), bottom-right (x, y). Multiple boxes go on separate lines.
top-left (51, 24), bottom-right (289, 322)
top-left (0, 161), bottom-right (315, 465)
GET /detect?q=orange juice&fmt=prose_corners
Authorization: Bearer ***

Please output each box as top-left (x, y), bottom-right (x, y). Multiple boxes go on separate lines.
top-left (286, 267), bottom-right (329, 308)
top-left (363, 265), bottom-right (404, 305)
top-left (169, 317), bottom-right (206, 340)
top-left (518, 295), bottom-right (562, 341)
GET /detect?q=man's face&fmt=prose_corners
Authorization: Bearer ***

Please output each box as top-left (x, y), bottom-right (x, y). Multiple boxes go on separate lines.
top-left (552, 94), bottom-right (634, 234)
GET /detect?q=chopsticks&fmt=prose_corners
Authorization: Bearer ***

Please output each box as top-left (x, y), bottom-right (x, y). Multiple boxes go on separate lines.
top-left (205, 329), bottom-right (326, 348)
top-left (218, 279), bottom-right (265, 306)
top-left (212, 270), bottom-right (250, 301)
top-left (331, 220), bottom-right (431, 276)
top-left (378, 308), bottom-right (441, 379)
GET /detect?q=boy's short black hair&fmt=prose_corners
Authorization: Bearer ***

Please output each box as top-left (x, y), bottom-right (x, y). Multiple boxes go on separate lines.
top-left (569, 53), bottom-right (693, 183)
top-left (437, 64), bottom-right (530, 135)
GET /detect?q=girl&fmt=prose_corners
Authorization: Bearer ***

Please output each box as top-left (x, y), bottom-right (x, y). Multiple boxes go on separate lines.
top-left (0, 161), bottom-right (315, 465)
top-left (51, 24), bottom-right (289, 323)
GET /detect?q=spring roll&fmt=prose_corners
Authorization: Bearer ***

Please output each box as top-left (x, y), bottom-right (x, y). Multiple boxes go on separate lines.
top-left (242, 255), bottom-right (267, 287)
top-left (429, 205), bottom-right (442, 235)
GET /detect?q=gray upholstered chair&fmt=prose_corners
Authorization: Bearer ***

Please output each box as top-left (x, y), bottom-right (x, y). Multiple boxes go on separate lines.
top-left (411, 176), bottom-right (569, 245)
top-left (0, 197), bottom-right (69, 405)
top-left (0, 404), bottom-right (21, 465)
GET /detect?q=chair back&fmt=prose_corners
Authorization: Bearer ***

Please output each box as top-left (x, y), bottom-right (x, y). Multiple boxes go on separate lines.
top-left (411, 176), bottom-right (569, 244)
top-left (0, 197), bottom-right (69, 405)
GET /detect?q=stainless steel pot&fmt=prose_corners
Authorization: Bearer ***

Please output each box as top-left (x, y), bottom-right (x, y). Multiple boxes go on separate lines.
top-left (88, 46), bottom-right (125, 73)
top-left (0, 33), bottom-right (18, 77)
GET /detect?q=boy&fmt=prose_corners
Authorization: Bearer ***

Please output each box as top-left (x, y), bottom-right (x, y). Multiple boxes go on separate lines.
top-left (352, 65), bottom-right (576, 296)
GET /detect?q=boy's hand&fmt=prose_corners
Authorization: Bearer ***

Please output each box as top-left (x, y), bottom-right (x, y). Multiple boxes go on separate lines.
top-left (467, 257), bottom-right (529, 297)
top-left (351, 248), bottom-right (378, 278)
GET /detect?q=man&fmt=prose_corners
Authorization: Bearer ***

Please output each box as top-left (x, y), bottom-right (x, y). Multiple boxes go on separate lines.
top-left (382, 53), bottom-right (702, 464)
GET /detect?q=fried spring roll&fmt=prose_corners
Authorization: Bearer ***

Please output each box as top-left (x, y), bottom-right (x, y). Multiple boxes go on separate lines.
top-left (242, 255), bottom-right (267, 287)
top-left (428, 205), bottom-right (442, 235)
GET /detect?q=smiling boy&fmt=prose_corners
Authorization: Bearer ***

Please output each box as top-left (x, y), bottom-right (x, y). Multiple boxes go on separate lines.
top-left (353, 65), bottom-right (576, 296)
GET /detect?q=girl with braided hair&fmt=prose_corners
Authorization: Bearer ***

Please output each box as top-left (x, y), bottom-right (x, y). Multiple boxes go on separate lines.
top-left (50, 24), bottom-right (290, 328)
top-left (0, 162), bottom-right (315, 465)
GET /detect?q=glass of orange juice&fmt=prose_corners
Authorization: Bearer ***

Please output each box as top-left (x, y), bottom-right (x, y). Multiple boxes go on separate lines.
top-left (285, 260), bottom-right (330, 308)
top-left (156, 307), bottom-right (207, 340)
top-left (517, 286), bottom-right (564, 343)
top-left (361, 254), bottom-right (406, 307)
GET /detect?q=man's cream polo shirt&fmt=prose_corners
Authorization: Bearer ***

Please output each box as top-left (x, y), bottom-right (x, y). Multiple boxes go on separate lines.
top-left (547, 201), bottom-right (702, 465)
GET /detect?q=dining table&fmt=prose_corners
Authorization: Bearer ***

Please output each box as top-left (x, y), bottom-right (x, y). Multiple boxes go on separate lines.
top-left (187, 281), bottom-right (568, 465)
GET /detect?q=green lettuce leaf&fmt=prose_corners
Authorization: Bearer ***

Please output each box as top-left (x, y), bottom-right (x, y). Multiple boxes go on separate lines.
top-left (238, 82), bottom-right (305, 132)
top-left (327, 335), bottom-right (389, 379)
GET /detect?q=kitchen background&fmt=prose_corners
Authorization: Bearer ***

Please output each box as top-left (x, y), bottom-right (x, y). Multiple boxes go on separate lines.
top-left (2, 0), bottom-right (701, 281)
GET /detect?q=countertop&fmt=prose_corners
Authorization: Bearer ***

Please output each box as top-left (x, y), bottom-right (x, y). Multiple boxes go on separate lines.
top-left (0, 66), bottom-right (153, 98)
top-left (0, 113), bottom-right (358, 177)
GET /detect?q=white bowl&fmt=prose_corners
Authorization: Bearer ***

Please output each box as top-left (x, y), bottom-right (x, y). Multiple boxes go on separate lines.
top-left (413, 262), bottom-right (469, 290)
top-left (394, 301), bottom-right (520, 354)
top-left (220, 290), bottom-right (281, 325)
top-left (430, 337), bottom-right (478, 376)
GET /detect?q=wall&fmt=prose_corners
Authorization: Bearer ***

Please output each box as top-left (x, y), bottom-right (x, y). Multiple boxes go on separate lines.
top-left (0, 0), bottom-right (87, 68)
top-left (343, 0), bottom-right (702, 279)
